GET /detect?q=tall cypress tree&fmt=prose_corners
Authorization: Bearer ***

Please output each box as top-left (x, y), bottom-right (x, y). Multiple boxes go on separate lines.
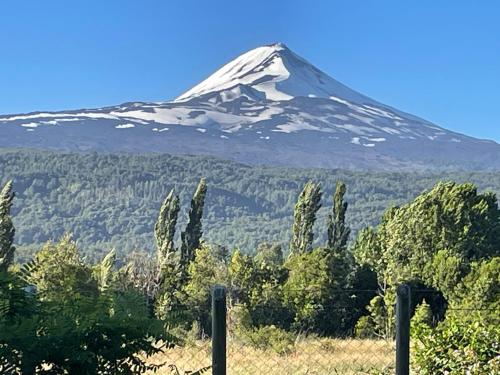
top-left (0, 180), bottom-right (15, 272)
top-left (289, 181), bottom-right (322, 254)
top-left (154, 189), bottom-right (180, 264)
top-left (326, 182), bottom-right (353, 333)
top-left (327, 181), bottom-right (350, 252)
top-left (181, 178), bottom-right (207, 264)
top-left (153, 189), bottom-right (181, 318)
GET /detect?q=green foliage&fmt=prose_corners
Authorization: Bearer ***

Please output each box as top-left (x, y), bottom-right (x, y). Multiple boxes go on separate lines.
top-left (0, 238), bottom-right (173, 374)
top-left (181, 178), bottom-right (207, 264)
top-left (122, 251), bottom-right (162, 315)
top-left (155, 189), bottom-right (180, 263)
top-left (421, 249), bottom-right (465, 300)
top-left (230, 304), bottom-right (295, 355)
top-left (95, 248), bottom-right (116, 291)
top-left (348, 264), bottom-right (378, 324)
top-left (183, 243), bottom-right (227, 333)
top-left (153, 181), bottom-right (209, 322)
top-left (327, 181), bottom-right (350, 252)
top-left (411, 300), bottom-right (433, 329)
top-left (2, 156), bottom-right (500, 372)
top-left (290, 181), bottom-right (322, 254)
top-left (1, 288), bottom-right (170, 374)
top-left (452, 256), bottom-right (499, 319)
top-left (228, 250), bottom-right (258, 306)
top-left (154, 264), bottom-right (182, 321)
top-left (354, 295), bottom-right (389, 339)
top-left (254, 242), bottom-right (283, 266)
top-left (412, 313), bottom-right (500, 374)
top-left (24, 234), bottom-right (98, 302)
top-left (283, 248), bottom-right (352, 335)
top-left (153, 189), bottom-right (183, 320)
top-left (353, 181), bottom-right (500, 318)
top-left (0, 180), bottom-right (15, 272)
top-left (0, 271), bottom-right (37, 321)
top-left (2, 150), bottom-right (500, 261)
top-left (239, 324), bottom-right (295, 355)
top-left (229, 248), bottom-right (290, 328)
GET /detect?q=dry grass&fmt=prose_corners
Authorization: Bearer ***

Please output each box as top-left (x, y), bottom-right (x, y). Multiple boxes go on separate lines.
top-left (145, 337), bottom-right (395, 375)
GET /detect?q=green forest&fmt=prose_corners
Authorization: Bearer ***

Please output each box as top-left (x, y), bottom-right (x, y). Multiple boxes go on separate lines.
top-left (1, 149), bottom-right (500, 263)
top-left (1, 151), bottom-right (499, 373)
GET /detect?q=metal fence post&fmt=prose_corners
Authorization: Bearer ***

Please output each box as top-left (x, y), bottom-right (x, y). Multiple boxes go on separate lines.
top-left (396, 284), bottom-right (411, 375)
top-left (211, 285), bottom-right (226, 375)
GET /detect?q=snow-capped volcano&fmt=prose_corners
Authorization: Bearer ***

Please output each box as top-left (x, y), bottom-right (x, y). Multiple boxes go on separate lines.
top-left (1, 43), bottom-right (499, 170)
top-left (176, 43), bottom-right (375, 104)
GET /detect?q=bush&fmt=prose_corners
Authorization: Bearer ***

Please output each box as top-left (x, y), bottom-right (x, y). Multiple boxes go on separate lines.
top-left (237, 325), bottom-right (295, 355)
top-left (412, 313), bottom-right (500, 374)
top-left (0, 236), bottom-right (176, 374)
top-left (354, 295), bottom-right (389, 339)
top-left (229, 304), bottom-right (295, 355)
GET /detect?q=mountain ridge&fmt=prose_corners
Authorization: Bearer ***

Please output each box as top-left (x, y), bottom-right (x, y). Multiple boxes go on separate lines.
top-left (1, 43), bottom-right (499, 170)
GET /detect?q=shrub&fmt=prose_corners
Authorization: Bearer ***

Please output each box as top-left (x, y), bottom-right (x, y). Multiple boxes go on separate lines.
top-left (412, 313), bottom-right (500, 374)
top-left (0, 236), bottom-right (176, 374)
top-left (229, 304), bottom-right (295, 355)
top-left (238, 325), bottom-right (295, 355)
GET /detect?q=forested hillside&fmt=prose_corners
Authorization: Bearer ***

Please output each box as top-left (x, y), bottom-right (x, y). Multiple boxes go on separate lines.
top-left (1, 149), bottom-right (500, 262)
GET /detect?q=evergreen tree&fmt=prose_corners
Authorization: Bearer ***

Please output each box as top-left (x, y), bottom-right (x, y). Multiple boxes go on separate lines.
top-left (181, 178), bottom-right (207, 264)
top-left (353, 181), bottom-right (500, 338)
top-left (289, 181), bottom-right (322, 254)
top-left (153, 189), bottom-right (181, 318)
top-left (0, 180), bottom-right (15, 272)
top-left (327, 181), bottom-right (350, 252)
top-left (325, 181), bottom-right (353, 326)
top-left (154, 189), bottom-right (180, 264)
top-left (353, 182), bottom-right (500, 299)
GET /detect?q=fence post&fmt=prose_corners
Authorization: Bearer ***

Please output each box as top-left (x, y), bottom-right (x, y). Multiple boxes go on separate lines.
top-left (396, 284), bottom-right (411, 375)
top-left (211, 284), bottom-right (226, 375)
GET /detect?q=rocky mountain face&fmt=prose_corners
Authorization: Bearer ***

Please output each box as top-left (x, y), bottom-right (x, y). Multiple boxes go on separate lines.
top-left (1, 43), bottom-right (499, 170)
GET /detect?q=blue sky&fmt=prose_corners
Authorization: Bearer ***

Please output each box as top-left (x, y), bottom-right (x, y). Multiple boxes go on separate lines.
top-left (1, 1), bottom-right (499, 141)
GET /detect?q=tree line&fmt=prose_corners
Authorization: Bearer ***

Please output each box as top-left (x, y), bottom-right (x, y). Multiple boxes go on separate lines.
top-left (2, 149), bottom-right (500, 262)
top-left (1, 172), bottom-right (498, 373)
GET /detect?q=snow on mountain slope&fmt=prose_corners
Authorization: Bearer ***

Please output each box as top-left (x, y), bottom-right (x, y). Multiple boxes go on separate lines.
top-left (176, 43), bottom-right (378, 104)
top-left (1, 43), bottom-right (499, 170)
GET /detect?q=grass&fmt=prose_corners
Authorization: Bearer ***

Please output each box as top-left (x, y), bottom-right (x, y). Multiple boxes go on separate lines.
top-left (145, 337), bottom-right (395, 375)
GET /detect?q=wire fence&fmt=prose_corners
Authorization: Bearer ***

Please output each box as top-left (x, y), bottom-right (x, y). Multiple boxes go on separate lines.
top-left (225, 290), bottom-right (395, 374)
top-left (226, 331), bottom-right (394, 375)
top-left (145, 285), bottom-right (498, 374)
top-left (147, 331), bottom-right (395, 375)
top-left (146, 287), bottom-right (396, 374)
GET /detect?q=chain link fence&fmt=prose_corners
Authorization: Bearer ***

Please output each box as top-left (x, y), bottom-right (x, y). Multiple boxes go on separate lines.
top-left (226, 332), bottom-right (394, 374)
top-left (226, 289), bottom-right (395, 374)
top-left (146, 286), bottom-right (397, 374)
top-left (141, 285), bottom-right (498, 374)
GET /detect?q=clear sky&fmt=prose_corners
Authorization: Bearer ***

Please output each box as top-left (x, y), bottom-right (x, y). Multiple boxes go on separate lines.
top-left (1, 0), bottom-right (499, 141)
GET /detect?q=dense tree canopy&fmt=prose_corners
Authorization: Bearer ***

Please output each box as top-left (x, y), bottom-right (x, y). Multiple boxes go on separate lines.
top-left (354, 181), bottom-right (500, 298)
top-left (2, 150), bottom-right (500, 262)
